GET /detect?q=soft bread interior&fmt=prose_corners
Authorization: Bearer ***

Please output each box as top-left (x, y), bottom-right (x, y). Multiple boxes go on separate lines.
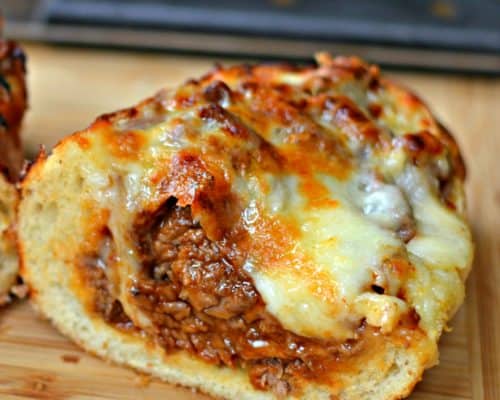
top-left (19, 141), bottom-right (437, 400)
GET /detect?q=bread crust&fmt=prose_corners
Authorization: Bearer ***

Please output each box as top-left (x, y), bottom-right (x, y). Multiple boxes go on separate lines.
top-left (19, 54), bottom-right (471, 399)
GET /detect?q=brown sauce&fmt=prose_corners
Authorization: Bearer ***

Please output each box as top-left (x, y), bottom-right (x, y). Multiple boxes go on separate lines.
top-left (79, 244), bottom-right (133, 330)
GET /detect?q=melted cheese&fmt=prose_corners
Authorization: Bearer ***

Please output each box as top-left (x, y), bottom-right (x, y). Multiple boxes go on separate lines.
top-left (399, 167), bottom-right (472, 272)
top-left (397, 167), bottom-right (472, 339)
top-left (70, 56), bottom-right (472, 343)
top-left (242, 173), bottom-right (405, 339)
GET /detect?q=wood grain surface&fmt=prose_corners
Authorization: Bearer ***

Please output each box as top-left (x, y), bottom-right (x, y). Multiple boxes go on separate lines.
top-left (1, 43), bottom-right (498, 399)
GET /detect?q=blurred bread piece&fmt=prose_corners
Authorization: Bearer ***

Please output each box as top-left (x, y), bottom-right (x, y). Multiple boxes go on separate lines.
top-left (0, 39), bottom-right (27, 180)
top-left (0, 34), bottom-right (27, 303)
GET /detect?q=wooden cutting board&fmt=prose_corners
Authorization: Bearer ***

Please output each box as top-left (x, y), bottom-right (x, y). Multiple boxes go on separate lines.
top-left (1, 43), bottom-right (498, 399)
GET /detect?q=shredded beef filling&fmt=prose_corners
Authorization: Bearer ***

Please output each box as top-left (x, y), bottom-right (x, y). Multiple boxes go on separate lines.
top-left (80, 249), bottom-right (132, 329)
top-left (79, 199), bottom-right (369, 396)
top-left (128, 199), bottom-right (368, 395)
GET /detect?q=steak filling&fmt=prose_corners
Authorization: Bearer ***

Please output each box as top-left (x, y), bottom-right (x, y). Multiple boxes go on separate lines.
top-left (79, 198), bottom-right (396, 396)
top-left (129, 198), bottom-right (368, 395)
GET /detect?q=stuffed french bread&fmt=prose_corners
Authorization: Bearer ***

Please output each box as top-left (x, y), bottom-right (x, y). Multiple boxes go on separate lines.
top-left (0, 36), bottom-right (27, 304)
top-left (19, 54), bottom-right (472, 399)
